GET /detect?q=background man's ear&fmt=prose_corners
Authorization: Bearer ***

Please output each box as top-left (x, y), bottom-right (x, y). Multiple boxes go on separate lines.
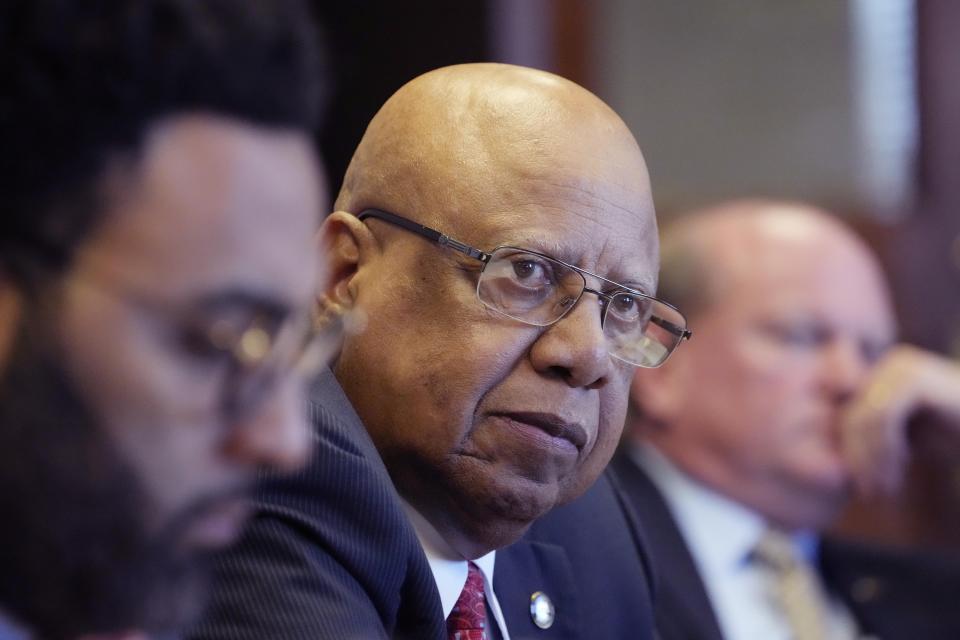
top-left (0, 276), bottom-right (22, 373)
top-left (314, 211), bottom-right (379, 312)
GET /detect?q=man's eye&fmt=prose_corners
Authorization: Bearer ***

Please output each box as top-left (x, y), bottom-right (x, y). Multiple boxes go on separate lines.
top-left (607, 292), bottom-right (651, 322)
top-left (766, 323), bottom-right (830, 348)
top-left (612, 293), bottom-right (637, 314)
top-left (860, 340), bottom-right (889, 364)
top-left (178, 325), bottom-right (229, 360)
top-left (178, 315), bottom-right (264, 361)
top-left (511, 259), bottom-right (550, 283)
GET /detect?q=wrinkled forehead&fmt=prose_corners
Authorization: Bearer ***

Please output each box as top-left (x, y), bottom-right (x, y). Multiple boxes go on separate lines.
top-left (431, 146), bottom-right (655, 294)
top-left (449, 159), bottom-right (658, 293)
top-left (358, 66), bottom-right (658, 289)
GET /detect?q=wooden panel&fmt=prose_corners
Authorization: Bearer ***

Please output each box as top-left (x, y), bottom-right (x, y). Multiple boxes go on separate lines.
top-left (832, 0), bottom-right (960, 549)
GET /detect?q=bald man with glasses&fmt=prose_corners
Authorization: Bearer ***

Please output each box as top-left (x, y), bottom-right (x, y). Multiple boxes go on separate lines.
top-left (194, 63), bottom-right (686, 640)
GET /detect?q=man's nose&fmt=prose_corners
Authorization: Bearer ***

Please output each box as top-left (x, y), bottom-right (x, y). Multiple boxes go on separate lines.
top-left (222, 375), bottom-right (312, 473)
top-left (529, 294), bottom-right (613, 389)
top-left (819, 337), bottom-right (870, 403)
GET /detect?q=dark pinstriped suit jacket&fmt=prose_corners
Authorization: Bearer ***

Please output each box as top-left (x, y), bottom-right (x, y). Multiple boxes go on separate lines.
top-left (609, 450), bottom-right (960, 640)
top-left (190, 369), bottom-right (658, 639)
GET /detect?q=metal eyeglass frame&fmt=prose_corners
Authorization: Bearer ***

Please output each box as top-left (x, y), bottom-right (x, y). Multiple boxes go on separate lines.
top-left (356, 208), bottom-right (692, 366)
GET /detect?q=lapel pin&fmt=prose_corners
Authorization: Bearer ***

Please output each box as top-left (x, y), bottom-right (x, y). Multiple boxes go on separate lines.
top-left (529, 591), bottom-right (555, 630)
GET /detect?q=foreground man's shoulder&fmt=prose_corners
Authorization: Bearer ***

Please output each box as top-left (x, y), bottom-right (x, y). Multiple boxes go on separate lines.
top-left (189, 372), bottom-right (445, 640)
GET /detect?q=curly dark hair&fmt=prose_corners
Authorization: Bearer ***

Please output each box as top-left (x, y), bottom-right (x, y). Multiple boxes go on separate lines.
top-left (0, 0), bottom-right (326, 282)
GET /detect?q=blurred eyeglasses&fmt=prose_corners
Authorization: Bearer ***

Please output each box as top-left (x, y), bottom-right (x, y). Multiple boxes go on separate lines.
top-left (71, 271), bottom-right (342, 424)
top-left (200, 308), bottom-right (341, 421)
top-left (357, 208), bottom-right (691, 368)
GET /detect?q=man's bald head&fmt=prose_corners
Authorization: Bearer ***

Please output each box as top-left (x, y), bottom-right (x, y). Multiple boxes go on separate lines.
top-left (632, 199), bottom-right (897, 530)
top-left (322, 63), bottom-right (659, 556)
top-left (336, 63), bottom-right (654, 246)
top-left (657, 199), bottom-right (889, 322)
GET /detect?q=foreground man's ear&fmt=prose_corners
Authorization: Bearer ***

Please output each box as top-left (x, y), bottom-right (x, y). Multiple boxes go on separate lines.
top-left (314, 210), bottom-right (381, 316)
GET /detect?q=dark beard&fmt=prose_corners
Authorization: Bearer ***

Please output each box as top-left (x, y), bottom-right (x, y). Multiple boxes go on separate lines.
top-left (0, 309), bottom-right (211, 638)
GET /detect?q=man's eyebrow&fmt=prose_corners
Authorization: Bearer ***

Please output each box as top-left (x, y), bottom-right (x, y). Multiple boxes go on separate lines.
top-left (619, 278), bottom-right (657, 297)
top-left (499, 237), bottom-right (658, 296)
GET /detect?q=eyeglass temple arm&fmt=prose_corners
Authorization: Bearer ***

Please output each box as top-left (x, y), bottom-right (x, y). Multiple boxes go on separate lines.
top-left (357, 209), bottom-right (488, 262)
top-left (650, 315), bottom-right (693, 341)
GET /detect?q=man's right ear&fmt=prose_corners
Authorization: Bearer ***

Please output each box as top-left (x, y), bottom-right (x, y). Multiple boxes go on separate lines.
top-left (0, 274), bottom-right (22, 372)
top-left (314, 211), bottom-right (379, 314)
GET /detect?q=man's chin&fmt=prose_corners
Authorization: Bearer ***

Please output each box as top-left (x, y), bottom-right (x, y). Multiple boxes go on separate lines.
top-left (132, 546), bottom-right (213, 636)
top-left (797, 458), bottom-right (851, 498)
top-left (57, 543), bottom-right (212, 639)
top-left (769, 473), bottom-right (850, 530)
top-left (445, 467), bottom-right (567, 555)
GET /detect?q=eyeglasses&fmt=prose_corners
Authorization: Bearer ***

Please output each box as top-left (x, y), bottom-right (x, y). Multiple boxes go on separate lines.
top-left (71, 272), bottom-right (341, 424)
top-left (357, 208), bottom-right (691, 368)
top-left (199, 309), bottom-right (341, 421)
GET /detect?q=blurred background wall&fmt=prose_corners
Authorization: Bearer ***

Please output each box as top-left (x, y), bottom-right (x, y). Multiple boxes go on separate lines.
top-left (312, 0), bottom-right (960, 549)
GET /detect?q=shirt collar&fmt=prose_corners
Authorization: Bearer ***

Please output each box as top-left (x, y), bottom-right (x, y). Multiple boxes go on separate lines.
top-left (400, 499), bottom-right (497, 619)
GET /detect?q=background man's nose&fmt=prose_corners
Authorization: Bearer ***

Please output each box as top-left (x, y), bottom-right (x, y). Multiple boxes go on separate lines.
top-left (819, 337), bottom-right (870, 405)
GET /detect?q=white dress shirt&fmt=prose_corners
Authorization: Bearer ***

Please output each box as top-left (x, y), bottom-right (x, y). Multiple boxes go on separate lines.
top-left (631, 444), bottom-right (860, 640)
top-left (401, 500), bottom-right (512, 640)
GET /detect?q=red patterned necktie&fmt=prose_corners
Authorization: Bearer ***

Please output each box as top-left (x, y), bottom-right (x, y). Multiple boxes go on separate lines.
top-left (447, 561), bottom-right (489, 640)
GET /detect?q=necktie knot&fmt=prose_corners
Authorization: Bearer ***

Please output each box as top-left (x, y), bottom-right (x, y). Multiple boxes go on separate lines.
top-left (751, 529), bottom-right (828, 640)
top-left (753, 528), bottom-right (801, 573)
top-left (447, 561), bottom-right (488, 640)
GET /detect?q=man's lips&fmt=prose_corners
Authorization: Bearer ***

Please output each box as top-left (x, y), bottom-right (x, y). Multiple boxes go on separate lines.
top-left (178, 495), bottom-right (252, 551)
top-left (488, 411), bottom-right (589, 453)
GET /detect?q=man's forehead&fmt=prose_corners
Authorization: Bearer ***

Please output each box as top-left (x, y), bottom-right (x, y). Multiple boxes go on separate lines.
top-left (339, 63), bottom-right (650, 218)
top-left (73, 115), bottom-right (321, 307)
top-left (713, 241), bottom-right (895, 338)
top-left (433, 127), bottom-right (653, 226)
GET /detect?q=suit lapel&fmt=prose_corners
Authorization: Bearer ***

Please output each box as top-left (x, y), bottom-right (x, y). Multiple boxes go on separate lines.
top-left (495, 539), bottom-right (581, 640)
top-left (610, 452), bottom-right (726, 640)
top-left (307, 369), bottom-right (446, 640)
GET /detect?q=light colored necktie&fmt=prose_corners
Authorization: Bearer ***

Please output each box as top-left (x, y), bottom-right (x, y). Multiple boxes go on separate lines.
top-left (447, 561), bottom-right (489, 640)
top-left (752, 529), bottom-right (828, 640)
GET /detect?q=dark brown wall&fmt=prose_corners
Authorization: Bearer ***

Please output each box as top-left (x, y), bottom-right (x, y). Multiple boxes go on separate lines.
top-left (835, 0), bottom-right (960, 550)
top-left (312, 0), bottom-right (489, 201)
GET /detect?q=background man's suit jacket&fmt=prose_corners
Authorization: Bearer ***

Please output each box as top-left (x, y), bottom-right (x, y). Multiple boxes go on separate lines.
top-left (610, 451), bottom-right (960, 640)
top-left (189, 370), bottom-right (657, 639)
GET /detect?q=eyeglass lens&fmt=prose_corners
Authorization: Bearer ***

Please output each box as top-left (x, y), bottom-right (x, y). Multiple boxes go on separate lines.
top-left (221, 312), bottom-right (341, 421)
top-left (477, 247), bottom-right (685, 367)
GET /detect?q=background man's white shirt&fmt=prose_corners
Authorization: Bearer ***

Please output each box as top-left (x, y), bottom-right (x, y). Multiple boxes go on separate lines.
top-left (631, 444), bottom-right (859, 640)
